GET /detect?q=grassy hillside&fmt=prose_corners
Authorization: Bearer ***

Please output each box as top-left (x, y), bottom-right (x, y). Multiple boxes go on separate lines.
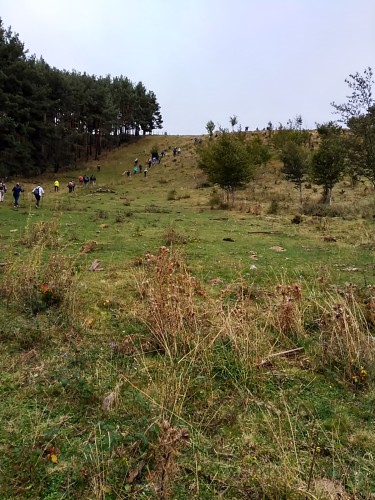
top-left (0, 134), bottom-right (374, 499)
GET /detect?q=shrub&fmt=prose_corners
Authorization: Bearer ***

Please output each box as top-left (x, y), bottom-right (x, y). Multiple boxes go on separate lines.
top-left (134, 247), bottom-right (209, 358)
top-left (195, 181), bottom-right (213, 189)
top-left (1, 245), bottom-right (78, 320)
top-left (163, 228), bottom-right (187, 246)
top-left (268, 198), bottom-right (279, 214)
top-left (150, 144), bottom-right (159, 159)
top-left (22, 218), bottom-right (62, 248)
top-left (209, 193), bottom-right (221, 208)
top-left (315, 292), bottom-right (375, 382)
top-left (167, 189), bottom-right (177, 201)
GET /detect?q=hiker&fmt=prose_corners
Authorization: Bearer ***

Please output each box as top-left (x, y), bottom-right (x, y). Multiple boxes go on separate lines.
top-left (161, 149), bottom-right (165, 157)
top-left (144, 168), bottom-right (148, 177)
top-left (173, 147), bottom-right (177, 157)
top-left (90, 174), bottom-right (96, 185)
top-left (139, 164), bottom-right (143, 173)
top-left (68, 181), bottom-right (74, 193)
top-left (133, 166), bottom-right (138, 175)
top-left (32, 185), bottom-right (45, 208)
top-left (83, 175), bottom-right (90, 187)
top-left (148, 157), bottom-right (152, 168)
top-left (78, 175), bottom-right (84, 183)
top-left (12, 183), bottom-right (24, 208)
top-left (97, 164), bottom-right (101, 172)
top-left (134, 158), bottom-right (138, 166)
top-left (127, 170), bottom-right (130, 177)
top-left (0, 181), bottom-right (7, 202)
top-left (54, 180), bottom-right (60, 192)
top-left (177, 147), bottom-right (181, 155)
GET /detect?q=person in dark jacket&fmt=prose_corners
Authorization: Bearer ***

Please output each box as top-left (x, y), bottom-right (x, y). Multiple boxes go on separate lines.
top-left (12, 183), bottom-right (24, 208)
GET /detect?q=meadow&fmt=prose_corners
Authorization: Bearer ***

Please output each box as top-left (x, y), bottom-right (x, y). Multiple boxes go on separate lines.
top-left (0, 134), bottom-right (374, 499)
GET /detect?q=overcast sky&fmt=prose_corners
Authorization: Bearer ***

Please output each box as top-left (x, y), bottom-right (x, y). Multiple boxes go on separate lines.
top-left (1, 0), bottom-right (374, 134)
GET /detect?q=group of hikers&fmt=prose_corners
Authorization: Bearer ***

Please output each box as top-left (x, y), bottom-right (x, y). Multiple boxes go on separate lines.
top-left (122, 149), bottom-right (171, 178)
top-left (0, 180), bottom-right (44, 208)
top-left (1, 147), bottom-right (183, 209)
top-left (0, 172), bottom-right (98, 208)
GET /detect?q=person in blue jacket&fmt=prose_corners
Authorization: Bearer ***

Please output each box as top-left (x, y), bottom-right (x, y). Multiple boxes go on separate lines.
top-left (12, 183), bottom-right (24, 208)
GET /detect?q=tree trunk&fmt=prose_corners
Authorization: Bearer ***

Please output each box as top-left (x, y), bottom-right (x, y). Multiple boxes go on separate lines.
top-left (324, 187), bottom-right (332, 205)
top-left (299, 183), bottom-right (303, 212)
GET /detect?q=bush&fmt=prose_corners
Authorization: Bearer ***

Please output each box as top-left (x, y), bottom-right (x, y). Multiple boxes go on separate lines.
top-left (167, 189), bottom-right (177, 201)
top-left (151, 144), bottom-right (159, 159)
top-left (302, 202), bottom-right (355, 218)
top-left (22, 218), bottom-right (62, 248)
top-left (163, 228), bottom-right (187, 246)
top-left (268, 198), bottom-right (279, 214)
top-left (1, 245), bottom-right (78, 319)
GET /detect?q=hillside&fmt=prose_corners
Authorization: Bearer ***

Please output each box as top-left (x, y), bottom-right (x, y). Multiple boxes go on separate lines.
top-left (0, 135), bottom-right (374, 499)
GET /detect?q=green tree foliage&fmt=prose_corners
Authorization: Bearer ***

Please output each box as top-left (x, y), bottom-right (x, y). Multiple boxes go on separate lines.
top-left (229, 115), bottom-right (238, 132)
top-left (198, 132), bottom-right (256, 203)
top-left (310, 123), bottom-right (346, 205)
top-left (272, 117), bottom-right (311, 151)
top-left (206, 120), bottom-right (215, 137)
top-left (280, 142), bottom-right (309, 210)
top-left (345, 107), bottom-right (375, 185)
top-left (247, 135), bottom-right (272, 167)
top-left (273, 116), bottom-right (311, 209)
top-left (0, 18), bottom-right (163, 177)
top-left (331, 67), bottom-right (375, 186)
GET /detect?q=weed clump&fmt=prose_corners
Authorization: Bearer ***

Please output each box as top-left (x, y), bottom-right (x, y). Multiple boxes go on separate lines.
top-left (22, 218), bottom-right (62, 248)
top-left (167, 189), bottom-right (177, 201)
top-left (135, 247), bottom-right (208, 357)
top-left (316, 292), bottom-right (375, 382)
top-left (271, 283), bottom-right (304, 340)
top-left (1, 245), bottom-right (78, 319)
top-left (163, 227), bottom-right (187, 246)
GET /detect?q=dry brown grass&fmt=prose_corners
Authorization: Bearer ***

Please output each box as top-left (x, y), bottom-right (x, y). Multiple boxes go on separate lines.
top-left (22, 217), bottom-right (62, 248)
top-left (134, 246), bottom-right (210, 358)
top-left (316, 290), bottom-right (375, 382)
top-left (1, 243), bottom-right (78, 321)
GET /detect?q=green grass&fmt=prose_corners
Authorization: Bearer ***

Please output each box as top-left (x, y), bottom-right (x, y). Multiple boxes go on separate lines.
top-left (0, 135), bottom-right (374, 498)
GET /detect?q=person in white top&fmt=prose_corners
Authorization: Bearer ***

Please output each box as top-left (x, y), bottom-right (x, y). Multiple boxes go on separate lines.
top-left (0, 181), bottom-right (7, 202)
top-left (32, 185), bottom-right (45, 208)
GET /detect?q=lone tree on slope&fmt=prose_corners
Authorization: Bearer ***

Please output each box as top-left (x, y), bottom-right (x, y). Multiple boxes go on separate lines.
top-left (197, 131), bottom-right (256, 204)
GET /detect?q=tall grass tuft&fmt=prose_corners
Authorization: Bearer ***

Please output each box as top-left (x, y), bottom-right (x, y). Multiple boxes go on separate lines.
top-left (1, 244), bottom-right (78, 321)
top-left (22, 217), bottom-right (63, 248)
top-left (315, 291), bottom-right (375, 382)
top-left (134, 246), bottom-right (209, 358)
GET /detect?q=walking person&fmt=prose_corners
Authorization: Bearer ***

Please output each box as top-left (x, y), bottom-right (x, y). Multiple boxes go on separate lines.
top-left (90, 174), bottom-right (96, 185)
top-left (54, 180), bottom-right (60, 192)
top-left (12, 183), bottom-right (24, 208)
top-left (32, 185), bottom-right (45, 208)
top-left (0, 180), bottom-right (7, 202)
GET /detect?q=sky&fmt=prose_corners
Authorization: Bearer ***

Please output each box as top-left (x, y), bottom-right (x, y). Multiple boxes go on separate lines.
top-left (1, 0), bottom-right (374, 135)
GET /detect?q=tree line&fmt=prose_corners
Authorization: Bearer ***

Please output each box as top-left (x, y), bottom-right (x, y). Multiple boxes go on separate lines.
top-left (201, 68), bottom-right (375, 208)
top-left (0, 19), bottom-right (163, 178)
